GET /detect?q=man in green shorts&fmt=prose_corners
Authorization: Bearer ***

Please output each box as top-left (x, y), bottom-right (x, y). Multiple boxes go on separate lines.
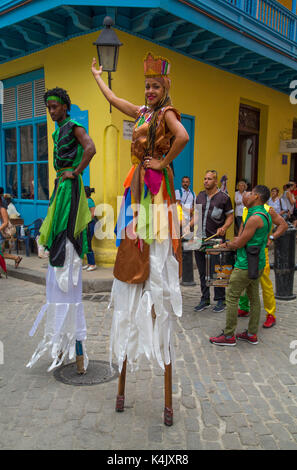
top-left (209, 185), bottom-right (272, 346)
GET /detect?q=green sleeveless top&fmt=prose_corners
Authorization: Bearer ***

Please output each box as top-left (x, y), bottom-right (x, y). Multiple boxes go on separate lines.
top-left (52, 117), bottom-right (84, 171)
top-left (39, 116), bottom-right (91, 266)
top-left (235, 205), bottom-right (272, 270)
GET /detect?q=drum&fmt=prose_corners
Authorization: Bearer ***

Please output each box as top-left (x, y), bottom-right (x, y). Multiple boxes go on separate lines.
top-left (205, 248), bottom-right (236, 287)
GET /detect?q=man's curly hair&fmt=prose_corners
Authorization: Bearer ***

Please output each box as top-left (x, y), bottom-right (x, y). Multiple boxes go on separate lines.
top-left (44, 87), bottom-right (71, 113)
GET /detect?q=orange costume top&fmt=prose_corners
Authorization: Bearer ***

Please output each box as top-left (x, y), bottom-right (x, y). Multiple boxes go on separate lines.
top-left (113, 104), bottom-right (182, 283)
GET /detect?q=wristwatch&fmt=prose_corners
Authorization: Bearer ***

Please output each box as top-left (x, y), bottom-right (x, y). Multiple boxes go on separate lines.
top-left (269, 235), bottom-right (274, 241)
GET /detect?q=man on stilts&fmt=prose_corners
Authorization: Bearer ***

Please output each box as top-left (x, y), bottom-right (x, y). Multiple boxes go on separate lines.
top-left (26, 87), bottom-right (96, 374)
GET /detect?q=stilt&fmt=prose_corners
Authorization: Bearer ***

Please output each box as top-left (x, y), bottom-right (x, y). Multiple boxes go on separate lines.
top-left (164, 362), bottom-right (173, 426)
top-left (116, 357), bottom-right (127, 412)
top-left (75, 340), bottom-right (85, 375)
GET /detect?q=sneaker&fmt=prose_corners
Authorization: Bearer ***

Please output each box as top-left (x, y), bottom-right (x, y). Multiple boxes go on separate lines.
top-left (212, 300), bottom-right (225, 313)
top-left (82, 265), bottom-right (89, 270)
top-left (86, 265), bottom-right (97, 272)
top-left (209, 331), bottom-right (236, 347)
top-left (263, 314), bottom-right (276, 328)
top-left (238, 309), bottom-right (249, 318)
top-left (236, 330), bottom-right (258, 345)
top-left (194, 299), bottom-right (210, 312)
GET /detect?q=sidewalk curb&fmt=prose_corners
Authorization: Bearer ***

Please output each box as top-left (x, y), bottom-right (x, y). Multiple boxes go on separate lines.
top-left (6, 266), bottom-right (113, 293)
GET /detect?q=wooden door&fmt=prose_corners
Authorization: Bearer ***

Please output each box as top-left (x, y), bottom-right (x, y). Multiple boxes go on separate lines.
top-left (237, 133), bottom-right (259, 189)
top-left (237, 104), bottom-right (260, 189)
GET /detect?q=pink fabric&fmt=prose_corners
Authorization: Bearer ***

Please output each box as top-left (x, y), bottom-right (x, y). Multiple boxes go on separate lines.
top-left (144, 169), bottom-right (163, 195)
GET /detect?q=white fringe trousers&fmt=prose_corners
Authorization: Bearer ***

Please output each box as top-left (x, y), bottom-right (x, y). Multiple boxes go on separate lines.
top-left (109, 238), bottom-right (182, 372)
top-left (26, 239), bottom-right (88, 372)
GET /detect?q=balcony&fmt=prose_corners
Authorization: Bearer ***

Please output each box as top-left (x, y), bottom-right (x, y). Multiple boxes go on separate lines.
top-left (0, 0), bottom-right (297, 94)
top-left (226, 0), bottom-right (296, 41)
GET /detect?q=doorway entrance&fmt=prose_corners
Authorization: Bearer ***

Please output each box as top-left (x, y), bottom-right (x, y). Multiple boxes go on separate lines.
top-left (236, 104), bottom-right (260, 190)
top-left (173, 113), bottom-right (195, 191)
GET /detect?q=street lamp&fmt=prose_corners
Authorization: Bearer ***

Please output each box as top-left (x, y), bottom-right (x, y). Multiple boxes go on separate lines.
top-left (93, 16), bottom-right (122, 72)
top-left (93, 16), bottom-right (122, 111)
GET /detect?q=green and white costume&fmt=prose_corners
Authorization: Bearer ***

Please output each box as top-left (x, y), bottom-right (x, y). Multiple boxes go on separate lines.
top-left (27, 117), bottom-right (91, 371)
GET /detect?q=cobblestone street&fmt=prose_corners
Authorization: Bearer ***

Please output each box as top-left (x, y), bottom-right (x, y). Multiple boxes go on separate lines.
top-left (0, 268), bottom-right (297, 450)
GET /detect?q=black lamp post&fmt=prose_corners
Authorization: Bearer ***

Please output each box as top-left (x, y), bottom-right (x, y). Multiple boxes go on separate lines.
top-left (93, 16), bottom-right (122, 112)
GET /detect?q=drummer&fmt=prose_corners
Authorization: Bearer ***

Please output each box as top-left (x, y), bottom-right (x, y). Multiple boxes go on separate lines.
top-left (209, 185), bottom-right (272, 347)
top-left (189, 170), bottom-right (234, 313)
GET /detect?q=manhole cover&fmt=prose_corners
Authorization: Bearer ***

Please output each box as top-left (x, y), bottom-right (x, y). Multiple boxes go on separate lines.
top-left (53, 360), bottom-right (118, 386)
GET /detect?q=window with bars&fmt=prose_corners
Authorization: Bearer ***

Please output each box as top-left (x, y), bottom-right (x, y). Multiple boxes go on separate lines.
top-left (1, 73), bottom-right (49, 202)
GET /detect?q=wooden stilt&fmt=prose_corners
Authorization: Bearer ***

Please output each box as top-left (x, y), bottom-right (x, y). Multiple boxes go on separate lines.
top-left (76, 355), bottom-right (85, 374)
top-left (116, 357), bottom-right (127, 412)
top-left (75, 340), bottom-right (85, 375)
top-left (164, 362), bottom-right (173, 426)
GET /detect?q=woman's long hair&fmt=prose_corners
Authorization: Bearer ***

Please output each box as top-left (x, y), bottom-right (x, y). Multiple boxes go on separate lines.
top-left (146, 91), bottom-right (172, 157)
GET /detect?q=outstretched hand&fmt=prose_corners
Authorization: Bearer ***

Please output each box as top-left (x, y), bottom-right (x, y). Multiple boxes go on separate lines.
top-left (91, 58), bottom-right (103, 79)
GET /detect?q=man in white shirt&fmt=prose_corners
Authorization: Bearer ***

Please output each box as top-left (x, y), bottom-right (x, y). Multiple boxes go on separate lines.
top-left (175, 176), bottom-right (196, 286)
top-left (175, 176), bottom-right (196, 226)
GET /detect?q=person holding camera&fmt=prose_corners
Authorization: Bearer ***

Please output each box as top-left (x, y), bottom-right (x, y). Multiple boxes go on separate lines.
top-left (209, 185), bottom-right (272, 347)
top-left (83, 186), bottom-right (97, 272)
top-left (280, 184), bottom-right (295, 220)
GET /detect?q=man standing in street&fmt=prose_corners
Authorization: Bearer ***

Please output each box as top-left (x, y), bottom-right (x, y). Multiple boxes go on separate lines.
top-left (193, 170), bottom-right (233, 312)
top-left (210, 185), bottom-right (272, 346)
top-left (175, 176), bottom-right (196, 228)
top-left (175, 176), bottom-right (196, 285)
top-left (237, 198), bottom-right (288, 328)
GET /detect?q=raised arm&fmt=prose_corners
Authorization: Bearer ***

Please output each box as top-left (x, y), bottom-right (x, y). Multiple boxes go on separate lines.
top-left (91, 58), bottom-right (140, 119)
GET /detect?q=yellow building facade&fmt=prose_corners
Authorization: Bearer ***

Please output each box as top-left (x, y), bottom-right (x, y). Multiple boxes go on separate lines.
top-left (1, 26), bottom-right (296, 265)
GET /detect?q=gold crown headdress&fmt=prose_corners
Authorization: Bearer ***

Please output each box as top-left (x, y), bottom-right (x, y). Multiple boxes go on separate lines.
top-left (143, 52), bottom-right (171, 77)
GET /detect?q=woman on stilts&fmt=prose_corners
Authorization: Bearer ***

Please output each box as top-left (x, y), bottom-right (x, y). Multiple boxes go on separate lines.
top-left (91, 52), bottom-right (189, 425)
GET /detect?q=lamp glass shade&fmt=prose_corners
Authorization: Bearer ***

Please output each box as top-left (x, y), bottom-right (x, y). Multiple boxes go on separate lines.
top-left (97, 45), bottom-right (119, 72)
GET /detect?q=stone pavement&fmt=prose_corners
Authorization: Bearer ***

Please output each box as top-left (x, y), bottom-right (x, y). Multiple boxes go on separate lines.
top-left (0, 259), bottom-right (297, 450)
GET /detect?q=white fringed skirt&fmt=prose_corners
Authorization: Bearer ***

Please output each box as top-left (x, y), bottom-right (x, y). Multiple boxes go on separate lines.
top-left (109, 238), bottom-right (182, 372)
top-left (26, 239), bottom-right (88, 372)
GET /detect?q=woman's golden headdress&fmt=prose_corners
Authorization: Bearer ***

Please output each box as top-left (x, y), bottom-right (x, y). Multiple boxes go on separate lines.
top-left (143, 52), bottom-right (171, 91)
